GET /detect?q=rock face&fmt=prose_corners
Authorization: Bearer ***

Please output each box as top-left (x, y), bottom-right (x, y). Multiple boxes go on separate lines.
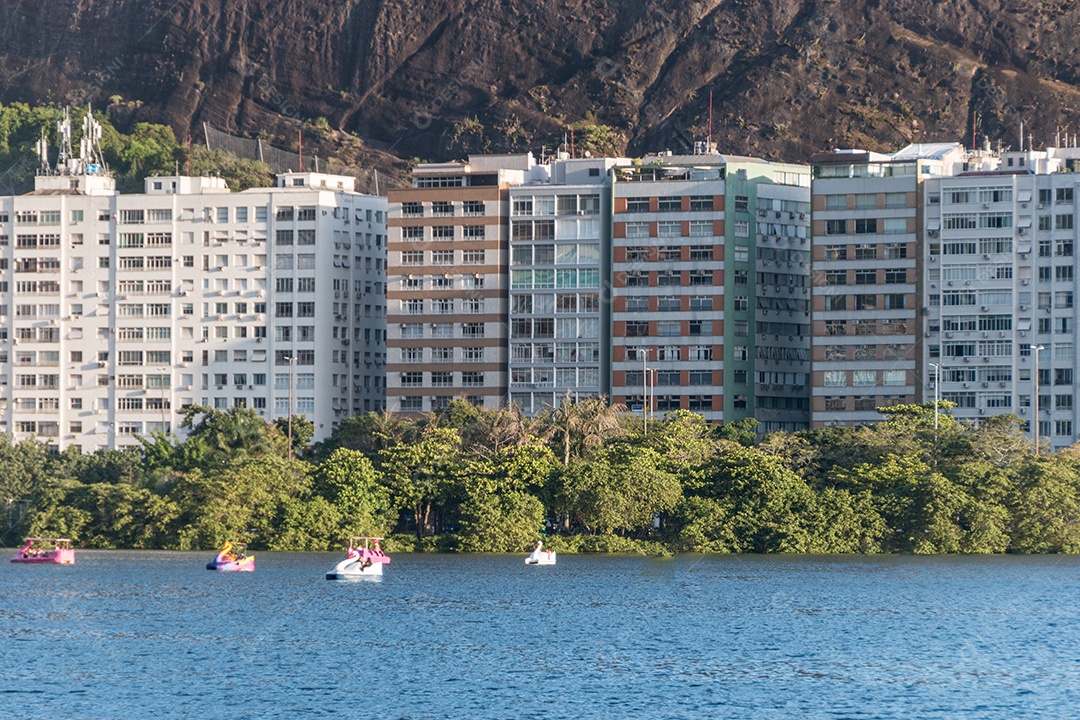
top-left (2, 0), bottom-right (1079, 165)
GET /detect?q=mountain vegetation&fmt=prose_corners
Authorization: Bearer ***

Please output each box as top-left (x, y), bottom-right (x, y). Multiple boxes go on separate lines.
top-left (2, 1), bottom-right (1080, 178)
top-left (4, 400), bottom-right (1080, 556)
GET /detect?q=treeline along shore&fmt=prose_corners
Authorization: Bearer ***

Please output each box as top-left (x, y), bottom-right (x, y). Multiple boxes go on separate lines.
top-left (4, 399), bottom-right (1080, 555)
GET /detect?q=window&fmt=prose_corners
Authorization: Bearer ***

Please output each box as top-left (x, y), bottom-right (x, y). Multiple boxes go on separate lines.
top-left (855, 270), bottom-right (876, 285)
top-left (463, 250), bottom-right (485, 265)
top-left (689, 196), bottom-right (713, 211)
top-left (825, 220), bottom-right (847, 235)
top-left (854, 218), bottom-right (877, 234)
top-left (884, 269), bottom-right (907, 284)
top-left (824, 371), bottom-right (846, 387)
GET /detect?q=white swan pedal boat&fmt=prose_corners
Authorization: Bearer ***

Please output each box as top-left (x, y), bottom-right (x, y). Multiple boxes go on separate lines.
top-left (326, 536), bottom-right (390, 579)
top-left (525, 540), bottom-right (556, 566)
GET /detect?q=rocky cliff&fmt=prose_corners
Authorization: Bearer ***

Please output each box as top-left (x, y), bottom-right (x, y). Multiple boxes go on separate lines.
top-left (2, 0), bottom-right (1079, 173)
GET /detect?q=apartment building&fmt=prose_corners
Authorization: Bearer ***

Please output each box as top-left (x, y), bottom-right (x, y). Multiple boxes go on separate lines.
top-left (0, 119), bottom-right (386, 451)
top-left (610, 153), bottom-right (811, 431)
top-left (508, 158), bottom-right (622, 415)
top-left (809, 143), bottom-right (967, 428)
top-left (925, 145), bottom-right (1080, 451)
top-left (386, 155), bottom-right (529, 413)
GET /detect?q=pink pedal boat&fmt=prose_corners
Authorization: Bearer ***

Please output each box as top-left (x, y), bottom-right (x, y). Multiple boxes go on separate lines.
top-left (11, 538), bottom-right (75, 565)
top-left (326, 536), bottom-right (390, 579)
top-left (205, 541), bottom-right (254, 572)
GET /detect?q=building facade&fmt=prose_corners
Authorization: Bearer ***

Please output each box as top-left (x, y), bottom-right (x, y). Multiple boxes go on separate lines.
top-left (610, 154), bottom-right (811, 431)
top-left (925, 146), bottom-right (1080, 451)
top-left (809, 144), bottom-right (966, 428)
top-left (508, 158), bottom-right (620, 415)
top-left (386, 155), bottom-right (529, 414)
top-left (0, 128), bottom-right (386, 451)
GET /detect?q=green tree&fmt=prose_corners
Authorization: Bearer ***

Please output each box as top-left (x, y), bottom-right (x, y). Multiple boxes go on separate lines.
top-left (558, 444), bottom-right (680, 535)
top-left (378, 426), bottom-right (465, 538)
top-left (314, 449), bottom-right (393, 537)
top-left (187, 145), bottom-right (274, 191)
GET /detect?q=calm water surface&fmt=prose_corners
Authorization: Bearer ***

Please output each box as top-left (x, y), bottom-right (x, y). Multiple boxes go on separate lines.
top-left (2, 552), bottom-right (1079, 719)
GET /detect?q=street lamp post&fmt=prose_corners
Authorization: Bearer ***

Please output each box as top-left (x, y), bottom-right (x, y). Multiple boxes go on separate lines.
top-left (642, 348), bottom-right (654, 435)
top-left (285, 354), bottom-right (295, 460)
top-left (1031, 344), bottom-right (1045, 456)
top-left (929, 362), bottom-right (940, 430)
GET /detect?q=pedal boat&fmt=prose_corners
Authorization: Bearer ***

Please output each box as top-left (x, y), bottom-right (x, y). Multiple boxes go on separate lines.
top-left (326, 536), bottom-right (390, 580)
top-left (10, 538), bottom-right (75, 565)
top-left (205, 542), bottom-right (255, 572)
top-left (525, 540), bottom-right (556, 566)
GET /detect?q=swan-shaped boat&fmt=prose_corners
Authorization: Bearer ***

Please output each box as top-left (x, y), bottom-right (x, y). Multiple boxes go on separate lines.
top-left (525, 540), bottom-right (556, 566)
top-left (10, 538), bottom-right (75, 565)
top-left (205, 541), bottom-right (254, 572)
top-left (326, 537), bottom-right (390, 580)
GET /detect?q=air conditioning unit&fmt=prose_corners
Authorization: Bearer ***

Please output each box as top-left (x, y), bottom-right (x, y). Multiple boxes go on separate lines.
top-left (982, 381), bottom-right (989, 388)
top-left (1020, 304), bottom-right (1029, 311)
top-left (981, 305), bottom-right (989, 312)
top-left (1021, 279), bottom-right (1029, 285)
top-left (999, 382), bottom-right (1007, 388)
top-left (235, 384), bottom-right (244, 390)
top-left (945, 332), bottom-right (953, 338)
top-left (928, 229), bottom-right (938, 237)
top-left (983, 203), bottom-right (991, 209)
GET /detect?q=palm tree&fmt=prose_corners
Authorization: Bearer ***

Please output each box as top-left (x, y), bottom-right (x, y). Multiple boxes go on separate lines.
top-left (552, 394), bottom-right (625, 466)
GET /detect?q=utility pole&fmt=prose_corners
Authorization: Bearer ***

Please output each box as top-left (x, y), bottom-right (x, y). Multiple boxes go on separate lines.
top-left (1032, 345), bottom-right (1045, 456)
top-left (929, 362), bottom-right (940, 430)
top-left (285, 355), bottom-right (295, 460)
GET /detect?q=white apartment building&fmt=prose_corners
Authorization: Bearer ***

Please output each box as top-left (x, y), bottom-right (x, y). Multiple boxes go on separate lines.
top-left (0, 125), bottom-right (386, 451)
top-left (925, 145), bottom-right (1080, 451)
top-left (508, 157), bottom-right (621, 414)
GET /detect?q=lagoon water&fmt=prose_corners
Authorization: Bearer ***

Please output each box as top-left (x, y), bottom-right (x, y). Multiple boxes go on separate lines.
top-left (2, 552), bottom-right (1079, 719)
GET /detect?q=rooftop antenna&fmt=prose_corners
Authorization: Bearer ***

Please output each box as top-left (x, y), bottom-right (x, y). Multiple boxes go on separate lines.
top-left (971, 111), bottom-right (978, 151)
top-left (298, 130), bottom-right (304, 172)
top-left (186, 136), bottom-right (192, 175)
top-left (79, 106), bottom-right (106, 174)
top-left (1056, 126), bottom-right (1062, 148)
top-left (1019, 120), bottom-right (1024, 152)
top-left (374, 168), bottom-right (380, 195)
top-left (35, 131), bottom-right (49, 174)
top-left (57, 108), bottom-right (73, 172)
